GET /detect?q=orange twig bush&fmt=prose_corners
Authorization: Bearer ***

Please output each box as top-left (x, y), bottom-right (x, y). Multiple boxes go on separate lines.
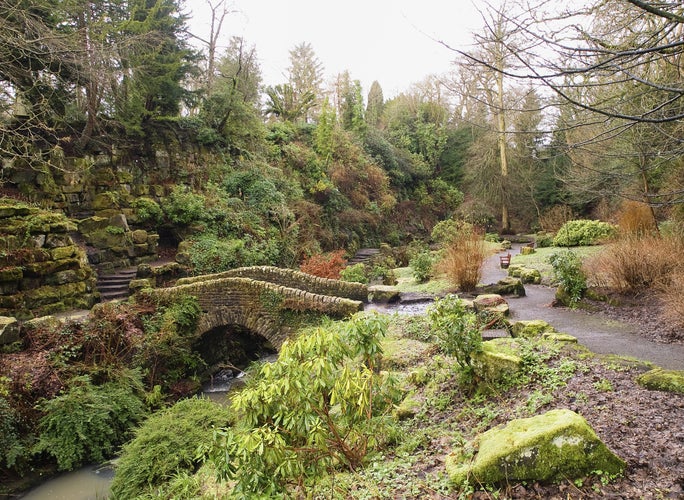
top-left (437, 229), bottom-right (487, 292)
top-left (299, 250), bottom-right (347, 279)
top-left (585, 235), bottom-right (682, 294)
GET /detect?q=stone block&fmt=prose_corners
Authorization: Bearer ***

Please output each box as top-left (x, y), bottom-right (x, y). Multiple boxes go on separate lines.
top-left (131, 229), bottom-right (148, 244)
top-left (472, 338), bottom-right (522, 382)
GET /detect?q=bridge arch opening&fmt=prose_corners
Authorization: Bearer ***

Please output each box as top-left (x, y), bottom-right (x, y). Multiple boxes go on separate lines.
top-left (192, 323), bottom-right (277, 382)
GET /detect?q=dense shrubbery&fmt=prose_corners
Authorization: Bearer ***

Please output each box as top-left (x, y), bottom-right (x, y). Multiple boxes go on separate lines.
top-left (0, 397), bottom-right (27, 473)
top-left (339, 262), bottom-right (369, 283)
top-left (409, 250), bottom-right (434, 283)
top-left (110, 397), bottom-right (232, 499)
top-left (553, 219), bottom-right (617, 247)
top-left (34, 372), bottom-right (146, 471)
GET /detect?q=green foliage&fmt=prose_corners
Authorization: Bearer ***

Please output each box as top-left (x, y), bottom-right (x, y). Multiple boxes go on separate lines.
top-left (110, 397), bottom-right (232, 499)
top-left (548, 251), bottom-right (587, 307)
top-left (132, 197), bottom-right (164, 227)
top-left (34, 372), bottom-right (147, 471)
top-left (427, 294), bottom-right (482, 370)
top-left (0, 397), bottom-right (28, 471)
top-left (553, 219), bottom-right (617, 247)
top-left (137, 295), bottom-right (204, 390)
top-left (208, 313), bottom-right (400, 496)
top-left (160, 186), bottom-right (207, 226)
top-left (409, 250), bottom-right (434, 283)
top-left (339, 263), bottom-right (370, 284)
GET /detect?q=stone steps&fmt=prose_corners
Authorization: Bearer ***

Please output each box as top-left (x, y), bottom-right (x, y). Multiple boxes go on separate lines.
top-left (348, 248), bottom-right (380, 265)
top-left (96, 268), bottom-right (137, 301)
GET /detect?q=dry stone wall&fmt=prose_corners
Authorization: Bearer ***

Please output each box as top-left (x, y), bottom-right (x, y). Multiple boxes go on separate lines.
top-left (0, 202), bottom-right (98, 320)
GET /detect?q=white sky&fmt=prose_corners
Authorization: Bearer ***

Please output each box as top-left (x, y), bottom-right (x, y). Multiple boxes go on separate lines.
top-left (185, 0), bottom-right (485, 98)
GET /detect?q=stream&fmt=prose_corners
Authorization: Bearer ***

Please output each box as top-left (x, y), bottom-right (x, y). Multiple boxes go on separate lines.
top-left (17, 249), bottom-right (684, 498)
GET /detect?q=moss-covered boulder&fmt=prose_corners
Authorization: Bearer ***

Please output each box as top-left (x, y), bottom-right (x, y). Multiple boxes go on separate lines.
top-left (0, 316), bottom-right (20, 345)
top-left (446, 409), bottom-right (625, 487)
top-left (511, 320), bottom-right (555, 338)
top-left (394, 392), bottom-right (422, 421)
top-left (636, 368), bottom-right (684, 394)
top-left (471, 338), bottom-right (523, 382)
top-left (368, 285), bottom-right (398, 303)
top-left (477, 277), bottom-right (526, 297)
top-left (507, 264), bottom-right (542, 285)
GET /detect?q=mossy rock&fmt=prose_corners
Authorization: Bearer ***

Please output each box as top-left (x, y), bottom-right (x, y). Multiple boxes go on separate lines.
top-left (477, 277), bottom-right (526, 297)
top-left (0, 316), bottom-right (20, 345)
top-left (520, 246), bottom-right (536, 255)
top-left (507, 264), bottom-right (542, 285)
top-left (0, 266), bottom-right (23, 282)
top-left (636, 368), bottom-right (684, 394)
top-left (382, 337), bottom-right (433, 370)
top-left (92, 192), bottom-right (120, 210)
top-left (368, 285), bottom-right (398, 303)
top-left (129, 278), bottom-right (153, 292)
top-left (395, 392), bottom-right (422, 421)
top-left (511, 320), bottom-right (556, 339)
top-left (471, 338), bottom-right (523, 382)
top-left (131, 229), bottom-right (148, 244)
top-left (446, 409), bottom-right (625, 487)
top-left (50, 245), bottom-right (79, 260)
top-left (473, 294), bottom-right (510, 317)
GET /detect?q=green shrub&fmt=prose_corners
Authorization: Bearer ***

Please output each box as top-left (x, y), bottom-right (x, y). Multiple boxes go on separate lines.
top-left (110, 397), bottom-right (232, 499)
top-left (209, 313), bottom-right (400, 496)
top-left (132, 197), bottom-right (164, 227)
top-left (160, 186), bottom-right (207, 226)
top-left (427, 294), bottom-right (482, 370)
top-left (340, 263), bottom-right (370, 284)
top-left (553, 219), bottom-right (617, 247)
top-left (187, 235), bottom-right (268, 274)
top-left (548, 251), bottom-right (587, 307)
top-left (535, 232), bottom-right (554, 248)
top-left (0, 397), bottom-right (28, 472)
top-left (409, 250), bottom-right (434, 283)
top-left (34, 372), bottom-right (146, 471)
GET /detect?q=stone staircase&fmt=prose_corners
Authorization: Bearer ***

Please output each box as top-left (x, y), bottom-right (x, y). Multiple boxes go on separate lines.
top-left (347, 248), bottom-right (380, 265)
top-left (96, 268), bottom-right (137, 301)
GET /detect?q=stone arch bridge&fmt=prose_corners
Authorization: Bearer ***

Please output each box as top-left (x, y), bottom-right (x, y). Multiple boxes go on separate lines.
top-left (144, 266), bottom-right (369, 348)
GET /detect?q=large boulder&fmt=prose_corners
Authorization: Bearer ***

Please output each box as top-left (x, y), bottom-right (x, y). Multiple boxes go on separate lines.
top-left (446, 409), bottom-right (625, 487)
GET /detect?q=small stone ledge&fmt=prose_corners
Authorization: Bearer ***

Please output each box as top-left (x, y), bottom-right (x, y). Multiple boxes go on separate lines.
top-left (636, 368), bottom-right (684, 394)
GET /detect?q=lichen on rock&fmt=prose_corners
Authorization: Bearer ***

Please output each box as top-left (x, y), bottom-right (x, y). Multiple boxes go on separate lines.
top-left (636, 368), bottom-right (684, 394)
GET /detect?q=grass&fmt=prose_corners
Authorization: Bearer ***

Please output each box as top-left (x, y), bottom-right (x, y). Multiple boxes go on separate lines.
top-left (393, 266), bottom-right (453, 294)
top-left (510, 246), bottom-right (602, 283)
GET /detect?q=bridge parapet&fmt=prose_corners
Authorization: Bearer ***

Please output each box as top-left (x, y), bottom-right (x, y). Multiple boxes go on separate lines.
top-left (144, 276), bottom-right (363, 348)
top-left (176, 266), bottom-right (369, 303)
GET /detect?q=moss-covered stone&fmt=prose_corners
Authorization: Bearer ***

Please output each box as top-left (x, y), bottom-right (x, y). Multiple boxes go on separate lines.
top-left (131, 229), bottom-right (148, 244)
top-left (395, 392), bottom-right (422, 421)
top-left (92, 191), bottom-right (120, 210)
top-left (520, 246), bottom-right (536, 255)
top-left (511, 320), bottom-right (555, 339)
top-left (508, 264), bottom-right (542, 285)
top-left (471, 338), bottom-right (523, 382)
top-left (0, 266), bottom-right (23, 282)
top-left (129, 278), bottom-right (153, 292)
top-left (50, 245), bottom-right (78, 260)
top-left (0, 316), bottom-right (20, 345)
top-left (636, 368), bottom-right (684, 394)
top-left (477, 277), bottom-right (526, 297)
top-left (368, 285), bottom-right (398, 303)
top-left (446, 409), bottom-right (625, 487)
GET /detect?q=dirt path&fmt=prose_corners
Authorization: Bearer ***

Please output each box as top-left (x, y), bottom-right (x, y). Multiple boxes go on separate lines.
top-left (484, 248), bottom-right (684, 370)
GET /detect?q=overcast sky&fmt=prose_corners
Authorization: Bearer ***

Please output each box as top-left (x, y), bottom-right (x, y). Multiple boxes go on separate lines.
top-left (185, 0), bottom-right (485, 98)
